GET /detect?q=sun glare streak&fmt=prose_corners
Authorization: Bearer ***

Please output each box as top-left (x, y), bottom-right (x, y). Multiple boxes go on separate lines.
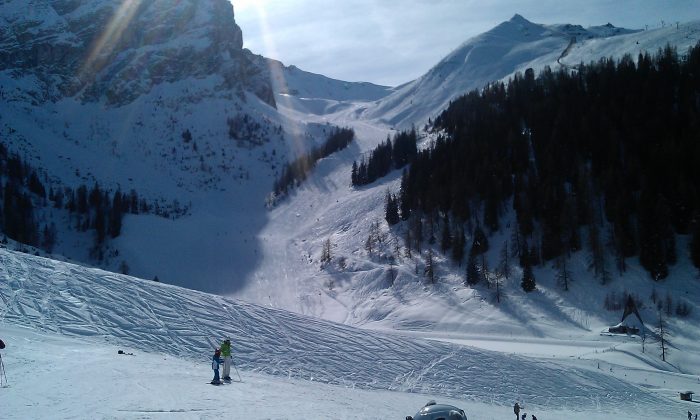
top-left (248, 2), bottom-right (306, 156)
top-left (80, 0), bottom-right (143, 80)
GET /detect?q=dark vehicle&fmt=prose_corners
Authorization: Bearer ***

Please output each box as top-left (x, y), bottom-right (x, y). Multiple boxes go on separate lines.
top-left (406, 400), bottom-right (468, 420)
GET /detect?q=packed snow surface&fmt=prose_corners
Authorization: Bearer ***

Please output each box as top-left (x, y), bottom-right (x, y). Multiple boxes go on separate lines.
top-left (1, 249), bottom-right (698, 419)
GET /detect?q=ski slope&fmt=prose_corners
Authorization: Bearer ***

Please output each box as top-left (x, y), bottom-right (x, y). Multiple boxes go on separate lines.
top-left (0, 248), bottom-right (697, 419)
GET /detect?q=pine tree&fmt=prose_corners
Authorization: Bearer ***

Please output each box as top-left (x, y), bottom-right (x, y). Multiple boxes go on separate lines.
top-left (119, 260), bottom-right (129, 275)
top-left (385, 192), bottom-right (400, 226)
top-left (655, 311), bottom-right (670, 362)
top-left (494, 273), bottom-right (503, 303)
top-left (451, 226), bottom-right (465, 265)
top-left (320, 237), bottom-right (332, 267)
top-left (521, 252), bottom-right (536, 292)
top-left (481, 254), bottom-right (490, 288)
top-left (556, 256), bottom-right (572, 291)
top-left (399, 169), bottom-right (411, 221)
top-left (497, 240), bottom-right (511, 281)
top-left (465, 253), bottom-right (479, 286)
top-left (470, 225), bottom-right (489, 256)
top-left (440, 216), bottom-right (452, 252)
top-left (404, 228), bottom-right (413, 259)
top-left (425, 249), bottom-right (435, 283)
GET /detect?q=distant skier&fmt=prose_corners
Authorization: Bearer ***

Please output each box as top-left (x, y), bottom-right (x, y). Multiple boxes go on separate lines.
top-left (689, 411), bottom-right (692, 420)
top-left (521, 413), bottom-right (527, 420)
top-left (211, 348), bottom-right (223, 385)
top-left (513, 402), bottom-right (520, 420)
top-left (0, 338), bottom-right (5, 349)
top-left (532, 415), bottom-right (537, 420)
top-left (220, 338), bottom-right (232, 382)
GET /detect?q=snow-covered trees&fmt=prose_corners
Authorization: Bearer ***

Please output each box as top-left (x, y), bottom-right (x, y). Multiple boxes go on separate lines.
top-left (320, 238), bottom-right (333, 267)
top-left (395, 44), bottom-right (700, 282)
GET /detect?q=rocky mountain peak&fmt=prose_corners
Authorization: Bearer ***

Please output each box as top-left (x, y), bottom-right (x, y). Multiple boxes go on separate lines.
top-left (0, 0), bottom-right (274, 107)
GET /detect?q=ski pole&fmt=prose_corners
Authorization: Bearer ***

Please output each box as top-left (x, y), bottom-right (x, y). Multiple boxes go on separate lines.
top-left (231, 357), bottom-right (242, 382)
top-left (0, 353), bottom-right (8, 387)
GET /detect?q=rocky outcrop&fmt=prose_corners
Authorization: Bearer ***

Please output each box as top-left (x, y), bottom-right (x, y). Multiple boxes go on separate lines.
top-left (0, 0), bottom-right (274, 107)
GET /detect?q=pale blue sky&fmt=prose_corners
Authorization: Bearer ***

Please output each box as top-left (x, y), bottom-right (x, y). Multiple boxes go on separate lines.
top-left (233, 1), bottom-right (700, 86)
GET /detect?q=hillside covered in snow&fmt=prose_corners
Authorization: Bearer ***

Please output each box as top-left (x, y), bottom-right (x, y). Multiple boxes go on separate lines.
top-left (364, 14), bottom-right (700, 128)
top-left (1, 248), bottom-right (697, 419)
top-left (2, 2), bottom-right (700, 418)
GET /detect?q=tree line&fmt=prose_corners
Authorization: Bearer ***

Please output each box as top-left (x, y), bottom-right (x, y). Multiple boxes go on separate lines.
top-left (273, 127), bottom-right (354, 198)
top-left (351, 128), bottom-right (417, 186)
top-left (388, 42), bottom-right (700, 283)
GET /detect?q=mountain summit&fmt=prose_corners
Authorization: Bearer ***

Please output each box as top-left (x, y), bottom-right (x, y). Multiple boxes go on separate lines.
top-left (365, 14), bottom-right (642, 128)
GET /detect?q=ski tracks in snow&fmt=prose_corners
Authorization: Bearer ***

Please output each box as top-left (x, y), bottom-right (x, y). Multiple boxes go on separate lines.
top-left (0, 249), bottom-right (676, 417)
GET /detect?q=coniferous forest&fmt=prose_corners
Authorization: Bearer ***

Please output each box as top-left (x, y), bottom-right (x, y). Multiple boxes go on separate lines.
top-left (395, 43), bottom-right (700, 282)
top-left (0, 140), bottom-right (187, 260)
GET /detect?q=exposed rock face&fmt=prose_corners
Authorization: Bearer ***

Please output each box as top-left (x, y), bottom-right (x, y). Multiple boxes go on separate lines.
top-left (0, 0), bottom-right (275, 107)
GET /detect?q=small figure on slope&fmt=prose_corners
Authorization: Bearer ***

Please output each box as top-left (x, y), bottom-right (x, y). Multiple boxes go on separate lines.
top-left (513, 402), bottom-right (520, 420)
top-left (221, 338), bottom-right (232, 382)
top-left (211, 348), bottom-right (223, 385)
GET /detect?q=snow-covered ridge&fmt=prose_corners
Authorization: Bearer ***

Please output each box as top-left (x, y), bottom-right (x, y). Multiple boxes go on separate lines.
top-left (0, 247), bottom-right (675, 417)
top-left (366, 14), bottom-right (699, 128)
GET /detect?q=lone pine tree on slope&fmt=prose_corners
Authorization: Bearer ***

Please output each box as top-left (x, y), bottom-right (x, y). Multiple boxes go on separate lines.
top-left (521, 244), bottom-right (536, 292)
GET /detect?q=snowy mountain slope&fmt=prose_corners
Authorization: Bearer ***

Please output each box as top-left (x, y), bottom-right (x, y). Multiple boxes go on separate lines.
top-left (0, 247), bottom-right (693, 419)
top-left (243, 15), bottom-right (700, 331)
top-left (229, 16), bottom-right (700, 406)
top-left (364, 15), bottom-right (700, 129)
top-left (2, 8), bottom-right (700, 417)
top-left (237, 119), bottom-right (700, 372)
top-left (0, 0), bottom-right (390, 291)
top-left (245, 54), bottom-right (393, 117)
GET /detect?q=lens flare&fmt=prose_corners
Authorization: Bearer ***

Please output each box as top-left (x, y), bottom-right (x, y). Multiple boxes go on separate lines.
top-left (80, 0), bottom-right (144, 81)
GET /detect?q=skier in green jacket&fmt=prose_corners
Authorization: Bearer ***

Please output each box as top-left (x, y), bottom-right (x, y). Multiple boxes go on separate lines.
top-left (220, 338), bottom-right (232, 382)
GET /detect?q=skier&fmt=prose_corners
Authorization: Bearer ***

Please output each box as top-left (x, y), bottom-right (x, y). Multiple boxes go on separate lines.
top-left (211, 348), bottom-right (223, 385)
top-left (513, 402), bottom-right (520, 420)
top-left (0, 338), bottom-right (5, 349)
top-left (220, 338), bottom-right (232, 382)
top-left (689, 411), bottom-right (692, 420)
top-left (532, 416), bottom-right (537, 420)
